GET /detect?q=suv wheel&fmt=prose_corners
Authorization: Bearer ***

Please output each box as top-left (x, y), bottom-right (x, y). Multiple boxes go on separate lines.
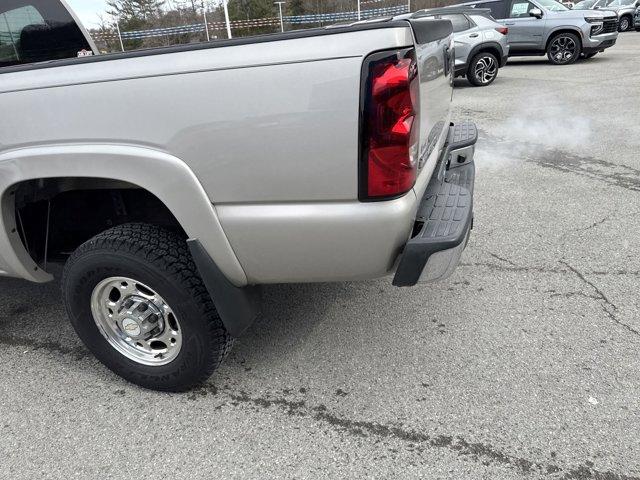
top-left (467, 52), bottom-right (499, 87)
top-left (62, 223), bottom-right (233, 392)
top-left (547, 33), bottom-right (581, 65)
top-left (619, 16), bottom-right (631, 32)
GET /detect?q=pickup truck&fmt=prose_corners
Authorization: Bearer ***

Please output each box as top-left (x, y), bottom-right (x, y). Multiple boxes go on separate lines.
top-left (0, 0), bottom-right (477, 391)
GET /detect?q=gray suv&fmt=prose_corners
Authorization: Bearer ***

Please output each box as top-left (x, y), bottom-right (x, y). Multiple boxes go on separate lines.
top-left (452, 0), bottom-right (619, 64)
top-left (599, 0), bottom-right (640, 31)
top-left (575, 0), bottom-right (638, 31)
top-left (413, 8), bottom-right (510, 86)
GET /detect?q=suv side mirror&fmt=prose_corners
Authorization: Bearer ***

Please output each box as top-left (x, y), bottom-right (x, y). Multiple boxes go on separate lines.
top-left (529, 7), bottom-right (543, 17)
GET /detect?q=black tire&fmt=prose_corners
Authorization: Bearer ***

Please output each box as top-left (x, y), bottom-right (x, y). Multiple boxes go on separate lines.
top-left (547, 32), bottom-right (581, 65)
top-left (619, 16), bottom-right (631, 32)
top-left (62, 223), bottom-right (232, 392)
top-left (467, 51), bottom-right (499, 87)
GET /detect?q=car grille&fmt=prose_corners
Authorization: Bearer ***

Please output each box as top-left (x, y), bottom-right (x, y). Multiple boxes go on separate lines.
top-left (602, 18), bottom-right (618, 33)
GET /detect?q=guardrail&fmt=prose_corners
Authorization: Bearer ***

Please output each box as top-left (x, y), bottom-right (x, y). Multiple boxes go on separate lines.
top-left (93, 4), bottom-right (409, 41)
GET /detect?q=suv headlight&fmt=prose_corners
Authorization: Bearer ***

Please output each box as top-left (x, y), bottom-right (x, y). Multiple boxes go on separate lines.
top-left (585, 16), bottom-right (604, 34)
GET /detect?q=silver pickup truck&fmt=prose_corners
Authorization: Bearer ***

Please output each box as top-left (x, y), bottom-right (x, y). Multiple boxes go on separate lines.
top-left (0, 0), bottom-right (477, 391)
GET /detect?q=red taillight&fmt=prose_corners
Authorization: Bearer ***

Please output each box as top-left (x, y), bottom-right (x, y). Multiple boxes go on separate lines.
top-left (360, 49), bottom-right (418, 200)
top-left (495, 26), bottom-right (509, 35)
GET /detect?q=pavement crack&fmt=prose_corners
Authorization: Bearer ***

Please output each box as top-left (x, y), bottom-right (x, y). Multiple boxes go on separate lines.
top-left (562, 216), bottom-right (611, 239)
top-left (460, 261), bottom-right (568, 275)
top-left (486, 251), bottom-right (518, 267)
top-left (561, 261), bottom-right (640, 337)
top-left (576, 216), bottom-right (610, 233)
top-left (548, 291), bottom-right (602, 301)
top-left (588, 269), bottom-right (640, 277)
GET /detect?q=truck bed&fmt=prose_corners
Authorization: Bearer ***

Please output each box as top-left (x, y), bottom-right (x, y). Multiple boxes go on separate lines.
top-left (0, 16), bottom-right (454, 285)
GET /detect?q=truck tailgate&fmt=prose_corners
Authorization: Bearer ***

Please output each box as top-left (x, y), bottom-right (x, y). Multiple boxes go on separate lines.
top-left (408, 18), bottom-right (455, 191)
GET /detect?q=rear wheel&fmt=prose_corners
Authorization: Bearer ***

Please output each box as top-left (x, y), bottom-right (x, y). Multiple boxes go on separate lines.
top-left (619, 16), bottom-right (631, 32)
top-left (547, 32), bottom-right (581, 65)
top-left (62, 223), bottom-right (233, 391)
top-left (467, 52), bottom-right (499, 87)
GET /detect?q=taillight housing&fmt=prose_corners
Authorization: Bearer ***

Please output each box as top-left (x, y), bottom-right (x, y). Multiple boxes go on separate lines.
top-left (495, 26), bottom-right (509, 35)
top-left (359, 48), bottom-right (419, 201)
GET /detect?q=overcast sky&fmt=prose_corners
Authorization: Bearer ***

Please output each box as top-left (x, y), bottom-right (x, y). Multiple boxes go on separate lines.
top-left (66, 0), bottom-right (109, 29)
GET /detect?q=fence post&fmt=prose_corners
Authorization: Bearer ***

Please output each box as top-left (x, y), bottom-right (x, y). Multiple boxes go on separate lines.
top-left (115, 20), bottom-right (125, 52)
top-left (275, 1), bottom-right (286, 32)
top-left (202, 1), bottom-right (210, 41)
top-left (223, 0), bottom-right (232, 39)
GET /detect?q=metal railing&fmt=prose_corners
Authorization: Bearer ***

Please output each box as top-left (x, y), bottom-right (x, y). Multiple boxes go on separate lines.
top-left (92, 4), bottom-right (410, 44)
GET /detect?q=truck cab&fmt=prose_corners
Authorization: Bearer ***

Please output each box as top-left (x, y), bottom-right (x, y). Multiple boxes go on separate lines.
top-left (0, 0), bottom-right (97, 69)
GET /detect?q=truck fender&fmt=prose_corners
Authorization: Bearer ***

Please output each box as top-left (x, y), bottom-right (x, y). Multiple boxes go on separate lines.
top-left (0, 144), bottom-right (248, 287)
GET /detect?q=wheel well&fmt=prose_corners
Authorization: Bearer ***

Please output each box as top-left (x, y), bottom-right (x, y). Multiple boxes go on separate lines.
top-left (472, 46), bottom-right (502, 63)
top-left (10, 177), bottom-right (186, 269)
top-left (545, 30), bottom-right (583, 51)
top-left (620, 13), bottom-right (632, 24)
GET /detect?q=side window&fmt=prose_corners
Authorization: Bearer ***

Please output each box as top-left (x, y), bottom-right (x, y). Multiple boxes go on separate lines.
top-left (0, 0), bottom-right (92, 69)
top-left (0, 5), bottom-right (46, 66)
top-left (509, 0), bottom-right (537, 17)
top-left (440, 14), bottom-right (472, 32)
top-left (482, 1), bottom-right (510, 19)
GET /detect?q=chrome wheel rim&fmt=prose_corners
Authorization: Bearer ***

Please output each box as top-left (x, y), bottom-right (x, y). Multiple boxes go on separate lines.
top-left (474, 55), bottom-right (497, 84)
top-left (90, 277), bottom-right (182, 366)
top-left (550, 36), bottom-right (577, 63)
top-left (620, 18), bottom-right (629, 30)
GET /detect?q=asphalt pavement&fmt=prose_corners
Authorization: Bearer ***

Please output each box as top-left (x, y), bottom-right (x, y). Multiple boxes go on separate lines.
top-left (1, 33), bottom-right (639, 479)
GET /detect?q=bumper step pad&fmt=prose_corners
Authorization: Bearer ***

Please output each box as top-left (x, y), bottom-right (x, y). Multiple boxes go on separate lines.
top-left (449, 120), bottom-right (478, 151)
top-left (392, 121), bottom-right (477, 287)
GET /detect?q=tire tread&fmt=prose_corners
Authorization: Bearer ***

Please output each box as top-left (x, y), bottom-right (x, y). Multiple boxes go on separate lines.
top-left (62, 223), bottom-right (232, 391)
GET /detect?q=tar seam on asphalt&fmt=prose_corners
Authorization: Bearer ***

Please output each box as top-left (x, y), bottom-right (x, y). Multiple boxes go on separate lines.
top-left (189, 384), bottom-right (640, 480)
top-left (1, 326), bottom-right (638, 479)
top-left (479, 130), bottom-right (640, 193)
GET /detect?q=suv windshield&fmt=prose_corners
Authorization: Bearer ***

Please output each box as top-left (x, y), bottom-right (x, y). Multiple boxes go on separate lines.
top-left (536, 0), bottom-right (570, 9)
top-left (607, 0), bottom-right (634, 5)
top-left (573, 0), bottom-right (597, 7)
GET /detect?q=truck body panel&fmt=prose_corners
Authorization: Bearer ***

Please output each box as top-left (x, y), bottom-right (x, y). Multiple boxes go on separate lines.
top-left (0, 12), bottom-right (461, 286)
